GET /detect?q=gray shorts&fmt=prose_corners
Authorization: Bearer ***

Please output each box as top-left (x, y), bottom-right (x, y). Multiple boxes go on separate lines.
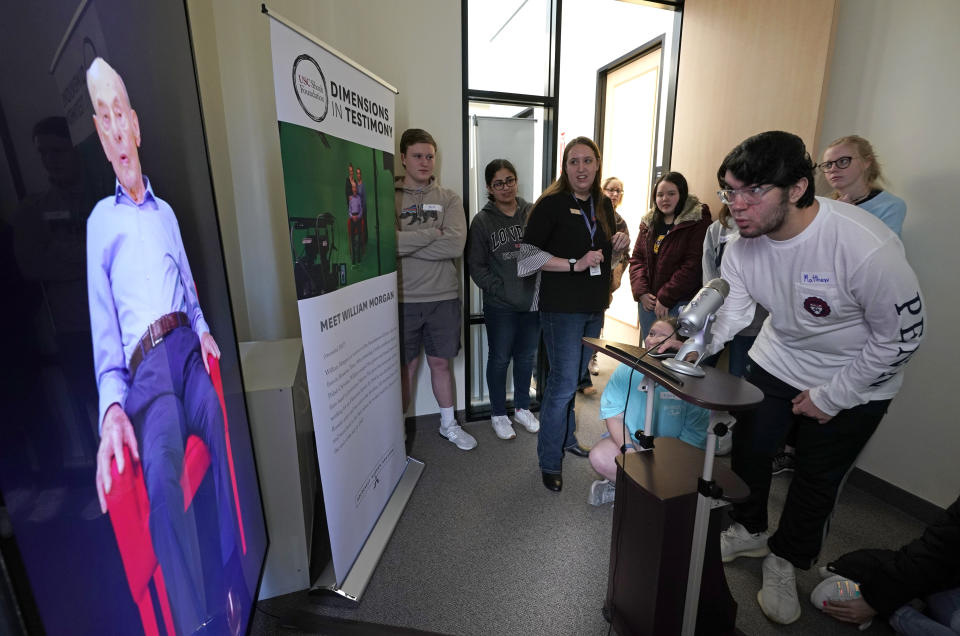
top-left (400, 299), bottom-right (461, 364)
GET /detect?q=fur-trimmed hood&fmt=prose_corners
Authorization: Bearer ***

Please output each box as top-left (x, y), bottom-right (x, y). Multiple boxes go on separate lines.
top-left (640, 194), bottom-right (706, 228)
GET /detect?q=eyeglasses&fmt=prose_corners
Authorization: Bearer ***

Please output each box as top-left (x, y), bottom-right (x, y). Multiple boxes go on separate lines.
top-left (717, 184), bottom-right (776, 205)
top-left (491, 176), bottom-right (517, 190)
top-left (603, 188), bottom-right (623, 195)
top-left (818, 156), bottom-right (852, 172)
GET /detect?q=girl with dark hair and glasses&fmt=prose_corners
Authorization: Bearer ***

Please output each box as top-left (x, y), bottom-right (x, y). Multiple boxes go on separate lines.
top-left (629, 171), bottom-right (711, 338)
top-left (466, 159), bottom-right (541, 442)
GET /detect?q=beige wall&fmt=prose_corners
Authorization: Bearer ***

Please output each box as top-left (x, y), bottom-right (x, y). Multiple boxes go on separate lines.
top-left (670, 0), bottom-right (837, 215)
top-left (188, 0), bottom-right (466, 415)
top-left (818, 0), bottom-right (960, 508)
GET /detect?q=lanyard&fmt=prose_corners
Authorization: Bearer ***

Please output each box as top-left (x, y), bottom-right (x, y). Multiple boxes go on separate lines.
top-left (572, 194), bottom-right (597, 248)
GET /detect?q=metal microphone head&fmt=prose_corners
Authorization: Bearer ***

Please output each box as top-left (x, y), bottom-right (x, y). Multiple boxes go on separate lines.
top-left (677, 278), bottom-right (729, 336)
top-left (705, 278), bottom-right (729, 297)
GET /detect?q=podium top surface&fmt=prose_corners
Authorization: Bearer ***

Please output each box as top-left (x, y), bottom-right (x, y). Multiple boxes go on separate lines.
top-left (583, 338), bottom-right (763, 410)
top-left (616, 437), bottom-right (749, 503)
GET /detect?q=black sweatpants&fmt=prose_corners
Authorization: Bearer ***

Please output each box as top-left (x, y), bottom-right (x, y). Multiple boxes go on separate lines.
top-left (730, 357), bottom-right (890, 570)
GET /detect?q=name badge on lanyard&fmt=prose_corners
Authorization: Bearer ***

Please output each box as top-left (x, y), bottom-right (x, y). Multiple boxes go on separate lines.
top-left (573, 194), bottom-right (601, 276)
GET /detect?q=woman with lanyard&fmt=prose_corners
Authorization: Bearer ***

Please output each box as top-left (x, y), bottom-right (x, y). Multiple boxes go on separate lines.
top-left (629, 171), bottom-right (711, 337)
top-left (519, 137), bottom-right (630, 492)
top-left (579, 176), bottom-right (630, 392)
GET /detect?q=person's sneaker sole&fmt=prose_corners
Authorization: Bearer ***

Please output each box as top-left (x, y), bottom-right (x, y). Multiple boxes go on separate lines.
top-left (757, 590), bottom-right (801, 625)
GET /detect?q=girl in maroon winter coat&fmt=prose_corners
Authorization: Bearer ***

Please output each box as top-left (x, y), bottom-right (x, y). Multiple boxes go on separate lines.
top-left (628, 171), bottom-right (711, 336)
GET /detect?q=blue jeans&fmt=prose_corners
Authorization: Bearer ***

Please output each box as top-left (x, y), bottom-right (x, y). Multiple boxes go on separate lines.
top-left (538, 311), bottom-right (603, 473)
top-left (483, 306), bottom-right (540, 416)
top-left (890, 587), bottom-right (960, 635)
top-left (638, 300), bottom-right (684, 338)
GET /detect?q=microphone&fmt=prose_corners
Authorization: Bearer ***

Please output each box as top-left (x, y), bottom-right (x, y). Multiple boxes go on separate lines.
top-left (662, 279), bottom-right (729, 377)
top-left (677, 279), bottom-right (729, 336)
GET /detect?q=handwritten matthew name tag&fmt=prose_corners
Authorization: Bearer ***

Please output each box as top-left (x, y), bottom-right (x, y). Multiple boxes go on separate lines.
top-left (800, 272), bottom-right (834, 284)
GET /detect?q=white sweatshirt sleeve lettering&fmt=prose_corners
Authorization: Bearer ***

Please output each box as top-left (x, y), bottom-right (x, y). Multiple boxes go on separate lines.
top-left (809, 240), bottom-right (924, 414)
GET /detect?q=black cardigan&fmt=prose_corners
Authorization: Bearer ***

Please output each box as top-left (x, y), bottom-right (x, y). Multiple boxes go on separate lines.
top-left (523, 191), bottom-right (616, 313)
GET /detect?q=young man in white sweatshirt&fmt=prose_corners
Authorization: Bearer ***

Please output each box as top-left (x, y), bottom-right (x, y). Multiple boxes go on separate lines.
top-left (706, 131), bottom-right (924, 625)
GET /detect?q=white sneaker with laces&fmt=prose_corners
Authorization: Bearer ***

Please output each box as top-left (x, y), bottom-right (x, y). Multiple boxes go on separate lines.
top-left (720, 521), bottom-right (771, 562)
top-left (439, 423), bottom-right (477, 450)
top-left (757, 553), bottom-right (801, 624)
top-left (491, 415), bottom-right (516, 440)
top-left (810, 574), bottom-right (872, 630)
top-left (588, 479), bottom-right (616, 506)
top-left (513, 408), bottom-right (540, 433)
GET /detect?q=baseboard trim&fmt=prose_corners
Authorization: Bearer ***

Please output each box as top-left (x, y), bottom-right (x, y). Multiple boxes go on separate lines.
top-left (848, 468), bottom-right (944, 526)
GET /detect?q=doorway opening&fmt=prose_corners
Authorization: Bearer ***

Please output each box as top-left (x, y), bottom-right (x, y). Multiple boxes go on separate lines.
top-left (596, 37), bottom-right (665, 345)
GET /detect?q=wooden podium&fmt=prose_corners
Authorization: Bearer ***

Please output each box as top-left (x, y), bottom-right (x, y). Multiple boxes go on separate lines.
top-left (583, 339), bottom-right (762, 636)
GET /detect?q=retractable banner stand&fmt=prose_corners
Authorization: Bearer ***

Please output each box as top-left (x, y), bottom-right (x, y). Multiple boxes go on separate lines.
top-left (266, 9), bottom-right (421, 600)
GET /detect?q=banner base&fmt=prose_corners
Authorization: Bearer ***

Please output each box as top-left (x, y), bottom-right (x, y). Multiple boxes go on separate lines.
top-left (310, 456), bottom-right (424, 603)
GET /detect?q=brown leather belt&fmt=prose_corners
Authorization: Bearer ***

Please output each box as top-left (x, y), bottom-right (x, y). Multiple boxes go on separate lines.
top-left (128, 311), bottom-right (190, 377)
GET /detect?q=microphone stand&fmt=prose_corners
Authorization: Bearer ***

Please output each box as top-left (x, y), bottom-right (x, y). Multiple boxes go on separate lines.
top-left (680, 417), bottom-right (730, 636)
top-left (662, 314), bottom-right (717, 378)
top-left (660, 314), bottom-right (730, 635)
top-left (634, 375), bottom-right (657, 451)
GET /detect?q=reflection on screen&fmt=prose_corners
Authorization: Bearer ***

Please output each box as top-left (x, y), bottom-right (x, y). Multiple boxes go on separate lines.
top-left (0, 3), bottom-right (267, 635)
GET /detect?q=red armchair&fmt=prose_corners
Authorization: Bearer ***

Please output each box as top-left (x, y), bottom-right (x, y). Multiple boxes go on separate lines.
top-left (105, 355), bottom-right (245, 636)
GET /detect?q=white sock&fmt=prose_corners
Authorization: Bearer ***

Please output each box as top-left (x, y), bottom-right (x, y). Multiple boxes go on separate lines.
top-left (439, 406), bottom-right (456, 428)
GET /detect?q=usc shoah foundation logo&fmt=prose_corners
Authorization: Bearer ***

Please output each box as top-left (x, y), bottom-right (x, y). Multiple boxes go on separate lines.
top-left (292, 54), bottom-right (328, 122)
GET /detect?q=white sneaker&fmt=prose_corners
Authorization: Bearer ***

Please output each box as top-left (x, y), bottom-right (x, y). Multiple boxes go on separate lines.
top-left (757, 553), bottom-right (801, 624)
top-left (513, 408), bottom-right (540, 433)
top-left (720, 521), bottom-right (770, 563)
top-left (588, 352), bottom-right (600, 375)
top-left (439, 423), bottom-right (477, 450)
top-left (811, 575), bottom-right (872, 630)
top-left (491, 415), bottom-right (516, 440)
top-left (588, 479), bottom-right (616, 506)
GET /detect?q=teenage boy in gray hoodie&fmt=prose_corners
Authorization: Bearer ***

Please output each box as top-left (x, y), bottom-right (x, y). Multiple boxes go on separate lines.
top-left (394, 129), bottom-right (472, 449)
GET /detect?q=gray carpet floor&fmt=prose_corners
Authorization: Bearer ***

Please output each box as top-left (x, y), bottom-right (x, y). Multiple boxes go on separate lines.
top-left (253, 353), bottom-right (928, 635)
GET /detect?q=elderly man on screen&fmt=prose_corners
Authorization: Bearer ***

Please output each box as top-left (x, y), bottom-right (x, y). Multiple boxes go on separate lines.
top-left (86, 57), bottom-right (241, 635)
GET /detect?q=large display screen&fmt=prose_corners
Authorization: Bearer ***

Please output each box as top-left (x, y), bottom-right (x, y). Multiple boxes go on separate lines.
top-left (0, 2), bottom-right (268, 634)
